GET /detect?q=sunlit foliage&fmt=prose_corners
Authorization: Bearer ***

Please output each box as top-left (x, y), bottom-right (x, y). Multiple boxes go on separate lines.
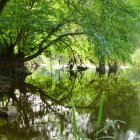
top-left (0, 0), bottom-right (140, 64)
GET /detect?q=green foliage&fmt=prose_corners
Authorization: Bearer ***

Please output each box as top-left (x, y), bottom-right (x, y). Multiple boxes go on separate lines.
top-left (78, 0), bottom-right (140, 63)
top-left (71, 101), bottom-right (126, 140)
top-left (97, 120), bottom-right (126, 135)
top-left (0, 0), bottom-right (82, 59)
top-left (0, 0), bottom-right (140, 63)
top-left (72, 106), bottom-right (78, 140)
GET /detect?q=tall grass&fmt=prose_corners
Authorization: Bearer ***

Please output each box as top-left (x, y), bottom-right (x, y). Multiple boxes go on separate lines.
top-left (72, 106), bottom-right (78, 140)
top-left (96, 97), bottom-right (104, 139)
top-left (72, 98), bottom-right (126, 140)
top-left (96, 97), bottom-right (116, 140)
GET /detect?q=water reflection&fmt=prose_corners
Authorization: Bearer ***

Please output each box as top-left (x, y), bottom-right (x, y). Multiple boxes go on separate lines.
top-left (0, 65), bottom-right (140, 140)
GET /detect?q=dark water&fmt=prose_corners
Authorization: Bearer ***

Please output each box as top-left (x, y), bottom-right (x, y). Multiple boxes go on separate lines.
top-left (0, 64), bottom-right (140, 140)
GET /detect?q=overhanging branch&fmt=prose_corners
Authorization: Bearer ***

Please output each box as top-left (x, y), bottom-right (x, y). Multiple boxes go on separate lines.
top-left (38, 19), bottom-right (75, 51)
top-left (40, 32), bottom-right (84, 52)
top-left (23, 32), bottom-right (84, 62)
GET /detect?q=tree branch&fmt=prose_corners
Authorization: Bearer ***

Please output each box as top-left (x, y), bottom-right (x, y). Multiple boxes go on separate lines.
top-left (40, 32), bottom-right (84, 52)
top-left (23, 32), bottom-right (84, 62)
top-left (38, 20), bottom-right (74, 51)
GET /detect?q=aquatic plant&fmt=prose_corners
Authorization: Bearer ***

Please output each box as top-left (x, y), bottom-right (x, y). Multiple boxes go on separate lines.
top-left (72, 97), bottom-right (126, 140)
top-left (72, 105), bottom-right (91, 140)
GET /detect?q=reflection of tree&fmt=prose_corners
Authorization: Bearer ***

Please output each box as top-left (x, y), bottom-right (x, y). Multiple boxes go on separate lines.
top-left (27, 70), bottom-right (139, 109)
top-left (0, 70), bottom-right (72, 139)
top-left (86, 74), bottom-right (140, 138)
top-left (0, 67), bottom-right (140, 139)
top-left (30, 70), bottom-right (139, 138)
top-left (27, 72), bottom-right (77, 105)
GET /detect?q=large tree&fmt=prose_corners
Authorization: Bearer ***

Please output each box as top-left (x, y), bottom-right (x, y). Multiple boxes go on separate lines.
top-left (0, 0), bottom-right (139, 65)
top-left (0, 0), bottom-right (83, 62)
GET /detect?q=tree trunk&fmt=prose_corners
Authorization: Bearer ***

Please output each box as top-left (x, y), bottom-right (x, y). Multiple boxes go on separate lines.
top-left (96, 60), bottom-right (105, 75)
top-left (7, 45), bottom-right (15, 58)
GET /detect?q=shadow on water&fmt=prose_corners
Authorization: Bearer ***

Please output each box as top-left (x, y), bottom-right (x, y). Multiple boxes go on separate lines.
top-left (0, 63), bottom-right (140, 140)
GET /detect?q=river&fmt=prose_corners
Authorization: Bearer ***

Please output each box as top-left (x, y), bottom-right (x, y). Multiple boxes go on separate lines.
top-left (0, 62), bottom-right (140, 140)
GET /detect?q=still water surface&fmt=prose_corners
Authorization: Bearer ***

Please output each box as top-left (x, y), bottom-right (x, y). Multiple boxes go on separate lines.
top-left (0, 64), bottom-right (140, 140)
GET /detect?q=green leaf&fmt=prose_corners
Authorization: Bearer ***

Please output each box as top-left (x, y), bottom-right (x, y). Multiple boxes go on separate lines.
top-left (96, 136), bottom-right (115, 140)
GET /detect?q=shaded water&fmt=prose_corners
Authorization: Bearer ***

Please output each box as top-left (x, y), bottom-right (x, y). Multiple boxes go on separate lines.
top-left (0, 63), bottom-right (140, 140)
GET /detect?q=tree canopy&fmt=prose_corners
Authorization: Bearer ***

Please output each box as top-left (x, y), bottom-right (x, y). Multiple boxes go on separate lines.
top-left (0, 0), bottom-right (140, 65)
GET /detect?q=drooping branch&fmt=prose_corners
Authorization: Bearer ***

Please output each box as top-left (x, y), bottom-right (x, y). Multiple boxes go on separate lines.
top-left (38, 19), bottom-right (74, 51)
top-left (40, 32), bottom-right (84, 52)
top-left (23, 32), bottom-right (84, 62)
top-left (60, 40), bottom-right (80, 65)
top-left (23, 21), bottom-right (68, 53)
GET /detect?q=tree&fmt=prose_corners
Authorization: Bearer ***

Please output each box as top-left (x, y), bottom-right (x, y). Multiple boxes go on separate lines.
top-left (75, 0), bottom-right (140, 66)
top-left (0, 0), bottom-right (83, 62)
top-left (0, 0), bottom-right (139, 66)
